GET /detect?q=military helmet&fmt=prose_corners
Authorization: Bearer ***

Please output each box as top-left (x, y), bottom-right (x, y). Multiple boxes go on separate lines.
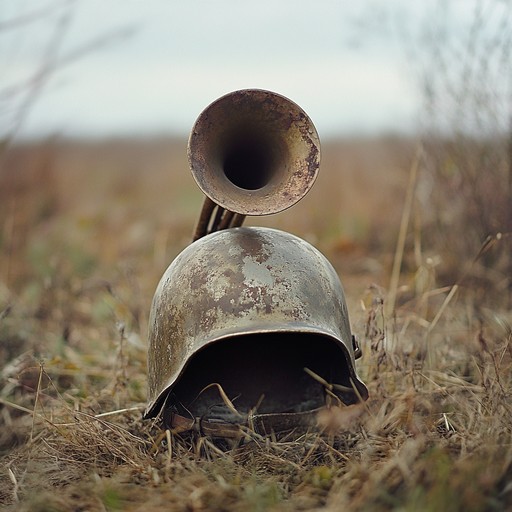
top-left (144, 226), bottom-right (368, 422)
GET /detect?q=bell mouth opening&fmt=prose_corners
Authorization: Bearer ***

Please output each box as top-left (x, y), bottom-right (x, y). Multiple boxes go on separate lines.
top-left (168, 332), bottom-right (358, 422)
top-left (221, 127), bottom-right (285, 191)
top-left (210, 121), bottom-right (288, 192)
top-left (187, 88), bottom-right (320, 216)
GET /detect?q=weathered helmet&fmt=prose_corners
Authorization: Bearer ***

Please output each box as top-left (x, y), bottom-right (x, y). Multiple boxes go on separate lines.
top-left (144, 226), bottom-right (368, 426)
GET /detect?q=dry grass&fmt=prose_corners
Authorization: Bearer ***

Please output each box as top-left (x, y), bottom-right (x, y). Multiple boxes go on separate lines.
top-left (1, 137), bottom-right (511, 511)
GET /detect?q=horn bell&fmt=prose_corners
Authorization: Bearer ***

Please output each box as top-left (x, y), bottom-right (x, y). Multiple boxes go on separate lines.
top-left (187, 89), bottom-right (321, 217)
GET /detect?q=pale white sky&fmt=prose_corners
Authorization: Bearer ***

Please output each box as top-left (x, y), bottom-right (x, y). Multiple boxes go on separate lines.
top-left (1, 0), bottom-right (502, 140)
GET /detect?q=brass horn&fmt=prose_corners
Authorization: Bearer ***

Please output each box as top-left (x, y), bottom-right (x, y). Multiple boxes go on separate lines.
top-left (188, 89), bottom-right (321, 241)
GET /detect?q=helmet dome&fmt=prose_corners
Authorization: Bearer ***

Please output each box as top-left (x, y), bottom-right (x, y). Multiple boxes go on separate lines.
top-left (144, 227), bottom-right (368, 420)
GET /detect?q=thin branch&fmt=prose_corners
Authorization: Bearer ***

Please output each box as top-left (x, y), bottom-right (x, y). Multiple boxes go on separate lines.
top-left (0, 0), bottom-right (70, 31)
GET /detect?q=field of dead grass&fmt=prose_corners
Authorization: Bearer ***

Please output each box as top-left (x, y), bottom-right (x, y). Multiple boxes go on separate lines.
top-left (0, 136), bottom-right (511, 511)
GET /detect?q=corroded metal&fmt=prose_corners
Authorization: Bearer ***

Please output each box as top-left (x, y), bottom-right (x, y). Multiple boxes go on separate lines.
top-left (188, 89), bottom-right (321, 239)
top-left (144, 227), bottom-right (368, 419)
top-left (145, 90), bottom-right (368, 424)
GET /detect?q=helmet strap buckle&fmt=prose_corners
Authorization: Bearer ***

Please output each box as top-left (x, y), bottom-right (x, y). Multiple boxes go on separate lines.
top-left (352, 335), bottom-right (362, 359)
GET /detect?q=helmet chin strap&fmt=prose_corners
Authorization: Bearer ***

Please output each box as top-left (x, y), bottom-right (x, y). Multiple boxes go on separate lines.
top-left (161, 378), bottom-right (362, 439)
top-left (165, 408), bottom-right (322, 439)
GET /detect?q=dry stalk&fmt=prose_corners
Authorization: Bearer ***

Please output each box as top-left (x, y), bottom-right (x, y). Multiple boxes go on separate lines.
top-left (386, 144), bottom-right (423, 318)
top-left (7, 467), bottom-right (18, 503)
top-left (195, 382), bottom-right (243, 418)
top-left (29, 362), bottom-right (44, 444)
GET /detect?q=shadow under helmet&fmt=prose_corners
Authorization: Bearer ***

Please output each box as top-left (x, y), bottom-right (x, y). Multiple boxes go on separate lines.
top-left (144, 227), bottom-right (368, 430)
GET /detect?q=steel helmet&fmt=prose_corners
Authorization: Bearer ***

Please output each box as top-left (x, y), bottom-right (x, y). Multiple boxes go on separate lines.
top-left (144, 226), bottom-right (368, 426)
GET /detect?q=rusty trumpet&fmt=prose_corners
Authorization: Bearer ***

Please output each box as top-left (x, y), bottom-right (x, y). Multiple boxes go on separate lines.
top-left (188, 89), bottom-right (321, 241)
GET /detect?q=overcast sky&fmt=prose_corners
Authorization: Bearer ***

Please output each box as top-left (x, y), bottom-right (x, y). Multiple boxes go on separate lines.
top-left (1, 1), bottom-right (498, 140)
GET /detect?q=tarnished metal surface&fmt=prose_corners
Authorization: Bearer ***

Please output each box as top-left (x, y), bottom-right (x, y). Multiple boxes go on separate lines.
top-left (144, 90), bottom-right (368, 422)
top-left (144, 227), bottom-right (368, 418)
top-left (188, 89), bottom-right (321, 217)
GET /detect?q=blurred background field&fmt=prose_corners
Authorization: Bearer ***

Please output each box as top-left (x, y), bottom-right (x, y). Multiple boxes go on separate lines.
top-left (1, 1), bottom-right (512, 510)
top-left (1, 131), bottom-right (511, 511)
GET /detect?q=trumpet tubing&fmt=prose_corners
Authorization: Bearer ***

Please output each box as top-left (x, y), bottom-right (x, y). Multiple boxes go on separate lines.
top-left (188, 89), bottom-right (321, 240)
